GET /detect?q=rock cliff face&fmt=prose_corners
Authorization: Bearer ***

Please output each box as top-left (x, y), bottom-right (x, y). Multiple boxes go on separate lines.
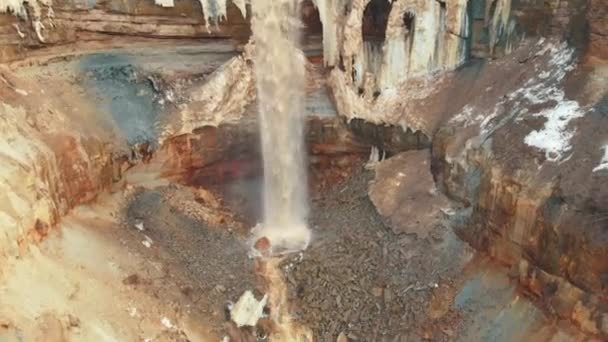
top-left (0, 67), bottom-right (121, 258)
top-left (430, 40), bottom-right (608, 335)
top-left (0, 0), bottom-right (250, 62)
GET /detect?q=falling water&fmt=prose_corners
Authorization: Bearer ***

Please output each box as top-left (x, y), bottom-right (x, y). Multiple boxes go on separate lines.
top-left (251, 0), bottom-right (311, 254)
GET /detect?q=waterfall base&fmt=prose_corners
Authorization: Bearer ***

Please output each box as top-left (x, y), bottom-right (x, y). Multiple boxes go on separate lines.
top-left (250, 223), bottom-right (311, 257)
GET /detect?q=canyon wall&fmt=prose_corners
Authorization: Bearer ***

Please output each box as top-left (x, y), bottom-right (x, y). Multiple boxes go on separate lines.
top-left (0, 0), bottom-right (606, 335)
top-left (0, 67), bottom-right (122, 259)
top-left (430, 39), bottom-right (608, 336)
top-left (0, 0), bottom-right (250, 62)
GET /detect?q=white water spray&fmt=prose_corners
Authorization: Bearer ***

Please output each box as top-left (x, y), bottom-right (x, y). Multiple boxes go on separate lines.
top-left (251, 0), bottom-right (311, 254)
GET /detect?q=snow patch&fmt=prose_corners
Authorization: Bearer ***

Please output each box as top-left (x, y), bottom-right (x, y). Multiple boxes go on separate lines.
top-left (450, 105), bottom-right (484, 127)
top-left (465, 42), bottom-right (585, 162)
top-left (523, 94), bottom-right (584, 162)
top-left (518, 43), bottom-right (583, 162)
top-left (592, 146), bottom-right (608, 172)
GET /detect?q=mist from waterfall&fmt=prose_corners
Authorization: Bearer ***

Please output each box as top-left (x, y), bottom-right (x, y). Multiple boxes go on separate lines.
top-left (251, 0), bottom-right (311, 253)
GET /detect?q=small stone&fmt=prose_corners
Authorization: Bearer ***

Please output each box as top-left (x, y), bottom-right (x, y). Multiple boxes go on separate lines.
top-left (384, 287), bottom-right (393, 305)
top-left (601, 314), bottom-right (608, 335)
top-left (254, 237), bottom-right (271, 252)
top-left (142, 235), bottom-right (153, 248)
top-left (215, 285), bottom-right (226, 293)
top-left (134, 221), bottom-right (145, 231)
top-left (372, 287), bottom-right (383, 297)
top-left (122, 274), bottom-right (139, 285)
top-left (65, 314), bottom-right (80, 328)
top-left (337, 331), bottom-right (348, 342)
top-left (161, 317), bottom-right (175, 330)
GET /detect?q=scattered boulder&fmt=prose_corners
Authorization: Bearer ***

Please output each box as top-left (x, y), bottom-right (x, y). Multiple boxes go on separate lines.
top-left (369, 150), bottom-right (450, 239)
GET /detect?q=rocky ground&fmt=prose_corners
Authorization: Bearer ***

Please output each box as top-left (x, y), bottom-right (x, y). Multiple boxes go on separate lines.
top-left (120, 185), bottom-right (258, 334)
top-left (282, 166), bottom-right (468, 341)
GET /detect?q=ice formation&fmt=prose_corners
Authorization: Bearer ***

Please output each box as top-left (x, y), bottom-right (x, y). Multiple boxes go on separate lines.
top-left (152, 0), bottom-right (247, 26)
top-left (158, 44), bottom-right (255, 142)
top-left (154, 0), bottom-right (174, 7)
top-left (314, 0), bottom-right (473, 130)
top-left (316, 0), bottom-right (470, 91)
top-left (311, 0), bottom-right (350, 67)
top-left (0, 0), bottom-right (27, 17)
top-left (1, 0), bottom-right (54, 42)
top-left (488, 0), bottom-right (513, 54)
top-left (198, 0), bottom-right (227, 27)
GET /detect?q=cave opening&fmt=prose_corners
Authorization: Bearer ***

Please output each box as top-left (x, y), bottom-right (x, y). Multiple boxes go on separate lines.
top-left (301, 0), bottom-right (323, 37)
top-left (362, 0), bottom-right (392, 43)
top-left (404, 11), bottom-right (416, 56)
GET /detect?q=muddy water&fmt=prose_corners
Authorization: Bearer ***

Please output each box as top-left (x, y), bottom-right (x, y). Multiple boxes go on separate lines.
top-left (251, 0), bottom-right (311, 253)
top-left (248, 1), bottom-right (315, 340)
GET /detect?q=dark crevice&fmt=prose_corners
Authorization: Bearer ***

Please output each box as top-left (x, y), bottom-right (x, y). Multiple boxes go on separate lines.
top-left (362, 0), bottom-right (392, 43)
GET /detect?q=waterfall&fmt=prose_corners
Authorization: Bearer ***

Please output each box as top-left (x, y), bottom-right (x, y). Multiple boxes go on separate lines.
top-left (251, 0), bottom-right (311, 254)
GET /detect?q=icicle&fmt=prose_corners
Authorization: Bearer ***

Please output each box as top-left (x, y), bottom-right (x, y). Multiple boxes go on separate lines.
top-left (489, 0), bottom-right (512, 55)
top-left (232, 0), bottom-right (246, 19)
top-left (365, 146), bottom-right (385, 169)
top-left (378, 0), bottom-right (412, 89)
top-left (198, 0), bottom-right (228, 30)
top-left (0, 0), bottom-right (27, 18)
top-left (408, 0), bottom-right (441, 75)
top-left (154, 0), bottom-right (175, 7)
top-left (12, 23), bottom-right (25, 38)
top-left (33, 20), bottom-right (45, 42)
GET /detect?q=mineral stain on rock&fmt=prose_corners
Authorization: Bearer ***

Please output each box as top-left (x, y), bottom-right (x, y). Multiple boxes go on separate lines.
top-left (80, 53), bottom-right (161, 145)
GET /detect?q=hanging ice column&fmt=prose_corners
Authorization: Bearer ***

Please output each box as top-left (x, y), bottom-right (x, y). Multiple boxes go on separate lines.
top-left (251, 0), bottom-right (311, 254)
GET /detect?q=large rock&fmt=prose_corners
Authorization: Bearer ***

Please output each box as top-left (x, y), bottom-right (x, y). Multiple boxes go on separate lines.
top-left (369, 150), bottom-right (450, 239)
